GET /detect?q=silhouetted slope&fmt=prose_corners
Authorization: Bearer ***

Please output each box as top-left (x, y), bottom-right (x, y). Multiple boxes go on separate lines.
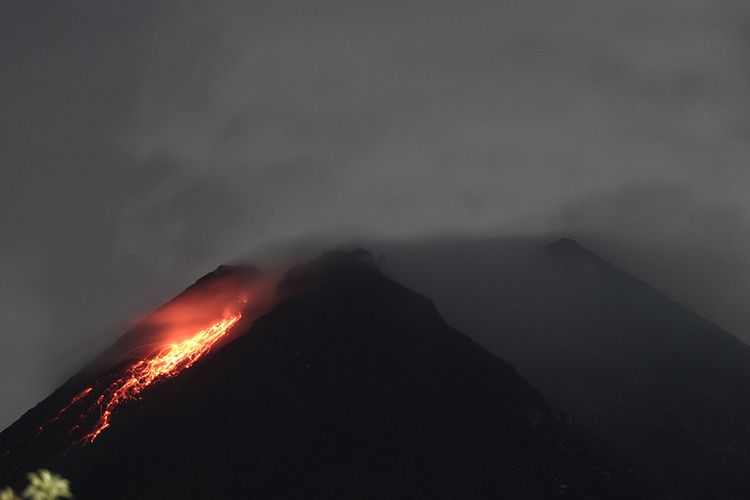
top-left (375, 236), bottom-right (750, 500)
top-left (0, 251), bottom-right (662, 499)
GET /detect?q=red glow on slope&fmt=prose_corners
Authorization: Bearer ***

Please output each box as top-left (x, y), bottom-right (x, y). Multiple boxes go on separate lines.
top-left (80, 313), bottom-right (241, 443)
top-left (31, 270), bottom-right (274, 446)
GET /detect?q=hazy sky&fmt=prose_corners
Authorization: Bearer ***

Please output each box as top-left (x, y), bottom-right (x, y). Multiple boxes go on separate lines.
top-left (3, 0), bottom-right (750, 429)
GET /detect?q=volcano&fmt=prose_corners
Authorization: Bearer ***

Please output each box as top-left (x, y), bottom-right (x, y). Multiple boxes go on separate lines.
top-left (0, 250), bottom-right (663, 499)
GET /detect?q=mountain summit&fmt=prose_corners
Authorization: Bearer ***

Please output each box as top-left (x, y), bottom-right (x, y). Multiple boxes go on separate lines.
top-left (0, 250), bottom-right (662, 499)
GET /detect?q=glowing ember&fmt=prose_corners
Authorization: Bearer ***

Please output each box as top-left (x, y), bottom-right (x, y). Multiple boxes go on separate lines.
top-left (33, 387), bottom-right (93, 437)
top-left (78, 313), bottom-right (242, 444)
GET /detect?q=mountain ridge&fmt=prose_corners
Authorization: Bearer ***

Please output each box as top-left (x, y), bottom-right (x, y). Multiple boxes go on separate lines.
top-left (373, 236), bottom-right (750, 499)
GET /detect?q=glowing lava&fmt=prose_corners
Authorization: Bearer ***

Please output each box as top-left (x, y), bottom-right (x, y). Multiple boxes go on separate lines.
top-left (77, 313), bottom-right (241, 444)
top-left (27, 269), bottom-right (269, 449)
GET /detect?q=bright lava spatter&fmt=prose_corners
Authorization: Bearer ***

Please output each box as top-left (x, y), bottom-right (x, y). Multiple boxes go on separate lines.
top-left (64, 314), bottom-right (241, 444)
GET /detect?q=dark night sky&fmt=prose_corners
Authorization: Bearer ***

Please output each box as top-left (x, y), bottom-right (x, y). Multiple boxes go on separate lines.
top-left (2, 0), bottom-right (750, 429)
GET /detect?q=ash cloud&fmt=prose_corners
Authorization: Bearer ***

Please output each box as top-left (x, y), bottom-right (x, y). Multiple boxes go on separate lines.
top-left (118, 0), bottom-right (750, 273)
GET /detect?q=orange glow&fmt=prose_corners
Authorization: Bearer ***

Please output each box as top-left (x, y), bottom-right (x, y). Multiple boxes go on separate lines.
top-left (29, 270), bottom-right (273, 448)
top-left (80, 313), bottom-right (241, 444)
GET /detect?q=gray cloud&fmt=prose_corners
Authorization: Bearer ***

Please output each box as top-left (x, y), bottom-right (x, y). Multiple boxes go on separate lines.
top-left (3, 0), bottom-right (750, 429)
top-left (118, 0), bottom-right (750, 257)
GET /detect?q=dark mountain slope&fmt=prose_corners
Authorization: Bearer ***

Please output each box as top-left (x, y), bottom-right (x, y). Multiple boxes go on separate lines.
top-left (374, 236), bottom-right (750, 500)
top-left (0, 250), bottom-right (663, 499)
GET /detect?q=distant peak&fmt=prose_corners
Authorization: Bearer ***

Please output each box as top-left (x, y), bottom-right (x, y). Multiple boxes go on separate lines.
top-left (548, 238), bottom-right (598, 259)
top-left (547, 237), bottom-right (622, 279)
top-left (549, 237), bottom-right (582, 250)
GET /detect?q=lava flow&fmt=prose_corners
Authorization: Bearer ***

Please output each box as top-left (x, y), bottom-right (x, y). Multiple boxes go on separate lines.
top-left (79, 313), bottom-right (242, 444)
top-left (23, 267), bottom-right (268, 448)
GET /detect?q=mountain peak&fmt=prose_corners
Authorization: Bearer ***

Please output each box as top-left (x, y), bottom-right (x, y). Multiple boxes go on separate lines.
top-left (548, 237), bottom-right (598, 259)
top-left (550, 237), bottom-right (582, 249)
top-left (376, 236), bottom-right (750, 500)
top-left (546, 237), bottom-right (619, 279)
